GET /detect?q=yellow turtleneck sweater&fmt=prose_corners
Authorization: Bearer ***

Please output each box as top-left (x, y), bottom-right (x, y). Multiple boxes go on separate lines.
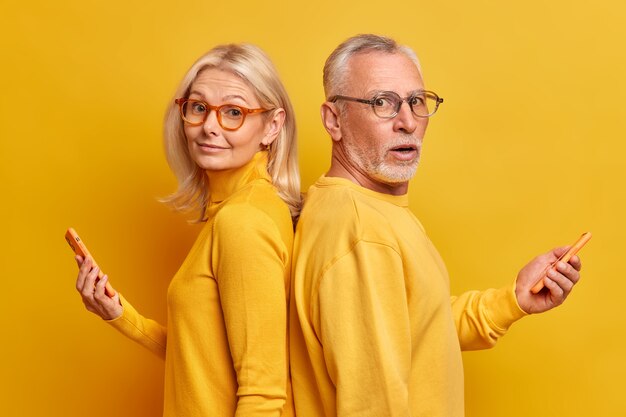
top-left (108, 151), bottom-right (295, 417)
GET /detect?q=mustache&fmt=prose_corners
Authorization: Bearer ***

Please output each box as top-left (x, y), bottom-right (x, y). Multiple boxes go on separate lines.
top-left (383, 135), bottom-right (422, 151)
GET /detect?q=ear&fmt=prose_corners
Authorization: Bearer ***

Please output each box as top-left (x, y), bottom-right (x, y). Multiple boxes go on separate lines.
top-left (321, 102), bottom-right (342, 142)
top-left (262, 108), bottom-right (286, 147)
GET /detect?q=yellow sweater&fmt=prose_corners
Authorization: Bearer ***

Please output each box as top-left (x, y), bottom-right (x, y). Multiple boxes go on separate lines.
top-left (108, 151), bottom-right (295, 417)
top-left (289, 176), bottom-right (527, 417)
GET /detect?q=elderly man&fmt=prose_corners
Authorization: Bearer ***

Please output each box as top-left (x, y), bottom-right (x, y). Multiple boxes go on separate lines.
top-left (289, 34), bottom-right (582, 417)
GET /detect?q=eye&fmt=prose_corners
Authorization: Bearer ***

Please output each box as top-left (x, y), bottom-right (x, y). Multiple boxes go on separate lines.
top-left (221, 105), bottom-right (244, 119)
top-left (190, 101), bottom-right (207, 114)
top-left (373, 95), bottom-right (395, 108)
top-left (374, 97), bottom-right (387, 107)
top-left (409, 95), bottom-right (425, 107)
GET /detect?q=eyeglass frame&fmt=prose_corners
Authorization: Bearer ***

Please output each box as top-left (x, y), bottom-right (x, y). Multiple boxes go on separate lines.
top-left (175, 98), bottom-right (270, 131)
top-left (327, 90), bottom-right (444, 118)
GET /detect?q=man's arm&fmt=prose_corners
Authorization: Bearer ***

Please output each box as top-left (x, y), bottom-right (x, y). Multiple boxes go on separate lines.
top-left (451, 286), bottom-right (527, 351)
top-left (315, 240), bottom-right (411, 416)
top-left (452, 246), bottom-right (582, 350)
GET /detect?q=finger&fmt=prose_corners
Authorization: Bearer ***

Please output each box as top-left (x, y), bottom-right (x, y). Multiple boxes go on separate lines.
top-left (93, 274), bottom-right (110, 305)
top-left (94, 276), bottom-right (123, 320)
top-left (74, 255), bottom-right (84, 267)
top-left (103, 278), bottom-right (117, 298)
top-left (110, 291), bottom-right (121, 308)
top-left (556, 261), bottom-right (580, 285)
top-left (547, 266), bottom-right (575, 294)
top-left (544, 274), bottom-right (565, 305)
top-left (75, 256), bottom-right (92, 291)
top-left (551, 246), bottom-right (571, 260)
top-left (81, 264), bottom-right (100, 298)
top-left (568, 255), bottom-right (582, 271)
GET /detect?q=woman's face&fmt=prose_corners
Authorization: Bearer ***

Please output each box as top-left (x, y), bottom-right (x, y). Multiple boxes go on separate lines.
top-left (183, 68), bottom-right (274, 172)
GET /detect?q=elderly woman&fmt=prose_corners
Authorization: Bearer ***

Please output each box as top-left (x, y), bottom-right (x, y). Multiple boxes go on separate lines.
top-left (75, 44), bottom-right (300, 416)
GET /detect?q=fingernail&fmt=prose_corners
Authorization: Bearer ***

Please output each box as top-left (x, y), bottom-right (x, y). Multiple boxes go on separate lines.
top-left (548, 269), bottom-right (558, 278)
top-left (556, 261), bottom-right (567, 271)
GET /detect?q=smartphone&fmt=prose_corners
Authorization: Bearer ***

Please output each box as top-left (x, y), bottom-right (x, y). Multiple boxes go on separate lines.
top-left (530, 232), bottom-right (592, 294)
top-left (65, 227), bottom-right (116, 297)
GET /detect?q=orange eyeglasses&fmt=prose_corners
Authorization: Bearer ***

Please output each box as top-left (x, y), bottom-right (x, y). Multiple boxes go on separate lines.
top-left (175, 98), bottom-right (270, 131)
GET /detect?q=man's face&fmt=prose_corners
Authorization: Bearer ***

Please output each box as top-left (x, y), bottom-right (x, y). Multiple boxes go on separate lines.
top-left (337, 52), bottom-right (428, 188)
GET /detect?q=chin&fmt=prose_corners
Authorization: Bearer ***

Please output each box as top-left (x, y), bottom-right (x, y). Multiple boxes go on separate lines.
top-left (372, 162), bottom-right (419, 184)
top-left (192, 156), bottom-right (229, 172)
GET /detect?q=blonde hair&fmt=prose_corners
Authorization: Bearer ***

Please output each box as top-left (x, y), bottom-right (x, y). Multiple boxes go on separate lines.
top-left (162, 44), bottom-right (301, 221)
top-left (323, 34), bottom-right (422, 99)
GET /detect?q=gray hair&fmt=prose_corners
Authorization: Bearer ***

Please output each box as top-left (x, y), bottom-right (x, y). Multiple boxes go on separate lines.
top-left (323, 34), bottom-right (422, 98)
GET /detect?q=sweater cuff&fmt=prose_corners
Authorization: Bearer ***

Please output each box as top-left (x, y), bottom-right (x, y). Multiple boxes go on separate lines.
top-left (105, 294), bottom-right (153, 343)
top-left (105, 293), bottom-right (129, 325)
top-left (104, 293), bottom-right (128, 324)
top-left (105, 294), bottom-right (167, 358)
top-left (485, 282), bottom-right (528, 332)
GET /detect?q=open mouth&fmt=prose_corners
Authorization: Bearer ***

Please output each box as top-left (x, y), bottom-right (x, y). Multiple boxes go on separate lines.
top-left (389, 144), bottom-right (419, 153)
top-left (391, 145), bottom-right (417, 152)
top-left (389, 144), bottom-right (419, 161)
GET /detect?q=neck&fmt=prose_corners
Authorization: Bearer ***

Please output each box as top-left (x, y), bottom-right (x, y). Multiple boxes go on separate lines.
top-left (205, 151), bottom-right (270, 203)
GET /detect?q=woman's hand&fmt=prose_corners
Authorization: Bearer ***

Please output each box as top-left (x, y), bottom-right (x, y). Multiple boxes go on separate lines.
top-left (515, 246), bottom-right (582, 314)
top-left (75, 255), bottom-right (123, 320)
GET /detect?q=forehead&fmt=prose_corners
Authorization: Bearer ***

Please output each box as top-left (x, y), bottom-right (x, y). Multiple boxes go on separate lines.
top-left (190, 68), bottom-right (256, 101)
top-left (345, 52), bottom-right (424, 95)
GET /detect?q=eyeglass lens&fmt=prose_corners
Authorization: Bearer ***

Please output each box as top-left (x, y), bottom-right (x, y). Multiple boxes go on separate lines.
top-left (180, 100), bottom-right (246, 130)
top-left (373, 92), bottom-right (438, 118)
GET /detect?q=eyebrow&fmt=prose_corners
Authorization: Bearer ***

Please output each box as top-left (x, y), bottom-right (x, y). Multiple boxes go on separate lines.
top-left (365, 89), bottom-right (426, 97)
top-left (188, 91), bottom-right (249, 104)
top-left (223, 94), bottom-right (248, 102)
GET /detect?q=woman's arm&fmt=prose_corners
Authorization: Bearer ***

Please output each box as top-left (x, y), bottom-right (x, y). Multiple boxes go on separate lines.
top-left (75, 256), bottom-right (167, 359)
top-left (213, 205), bottom-right (290, 416)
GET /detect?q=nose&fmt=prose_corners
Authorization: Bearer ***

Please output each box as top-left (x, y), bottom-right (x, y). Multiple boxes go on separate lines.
top-left (392, 101), bottom-right (427, 135)
top-left (202, 109), bottom-right (220, 136)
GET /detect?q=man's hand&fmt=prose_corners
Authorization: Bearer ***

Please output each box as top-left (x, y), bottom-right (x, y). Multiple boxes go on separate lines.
top-left (515, 247), bottom-right (582, 314)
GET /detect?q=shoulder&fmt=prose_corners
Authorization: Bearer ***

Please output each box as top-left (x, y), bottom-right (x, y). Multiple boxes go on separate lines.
top-left (235, 180), bottom-right (290, 218)
top-left (298, 180), bottom-right (398, 245)
top-left (294, 184), bottom-right (406, 304)
top-left (294, 181), bottom-right (405, 285)
top-left (214, 181), bottom-right (293, 242)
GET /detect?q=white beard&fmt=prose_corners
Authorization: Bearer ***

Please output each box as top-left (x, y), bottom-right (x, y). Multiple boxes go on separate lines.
top-left (342, 135), bottom-right (421, 185)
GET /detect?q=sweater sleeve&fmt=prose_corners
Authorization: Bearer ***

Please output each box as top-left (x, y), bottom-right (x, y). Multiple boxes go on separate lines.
top-left (315, 240), bottom-right (411, 417)
top-left (451, 281), bottom-right (528, 351)
top-left (212, 205), bottom-right (289, 416)
top-left (106, 294), bottom-right (167, 359)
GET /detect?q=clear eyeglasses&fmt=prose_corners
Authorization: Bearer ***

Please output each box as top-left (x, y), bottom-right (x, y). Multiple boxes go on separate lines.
top-left (328, 90), bottom-right (443, 118)
top-left (175, 98), bottom-right (270, 131)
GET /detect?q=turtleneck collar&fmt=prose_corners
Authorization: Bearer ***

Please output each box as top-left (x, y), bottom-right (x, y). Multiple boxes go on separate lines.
top-left (206, 151), bottom-right (271, 204)
top-left (316, 175), bottom-right (410, 207)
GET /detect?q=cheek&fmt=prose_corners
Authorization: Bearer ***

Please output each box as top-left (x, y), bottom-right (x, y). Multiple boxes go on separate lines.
top-left (184, 125), bottom-right (198, 141)
top-left (418, 118), bottom-right (429, 136)
top-left (229, 124), bottom-right (264, 149)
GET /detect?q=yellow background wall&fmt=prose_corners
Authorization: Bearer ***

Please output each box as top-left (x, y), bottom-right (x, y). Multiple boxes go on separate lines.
top-left (1, 0), bottom-right (624, 415)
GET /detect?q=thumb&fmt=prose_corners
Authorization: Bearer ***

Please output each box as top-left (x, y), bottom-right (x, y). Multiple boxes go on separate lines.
top-left (551, 246), bottom-right (570, 260)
